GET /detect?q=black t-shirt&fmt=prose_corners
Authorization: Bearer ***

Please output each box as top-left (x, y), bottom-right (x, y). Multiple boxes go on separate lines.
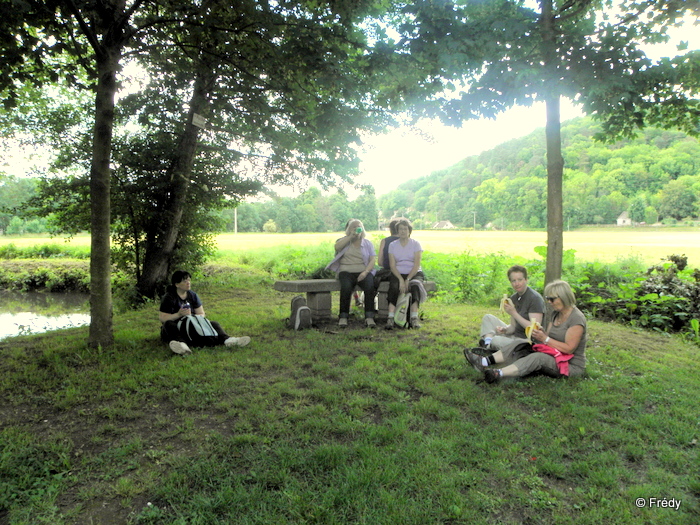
top-left (159, 288), bottom-right (203, 316)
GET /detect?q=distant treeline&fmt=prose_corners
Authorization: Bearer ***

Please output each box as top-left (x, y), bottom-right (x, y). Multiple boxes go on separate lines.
top-left (3, 117), bottom-right (699, 235)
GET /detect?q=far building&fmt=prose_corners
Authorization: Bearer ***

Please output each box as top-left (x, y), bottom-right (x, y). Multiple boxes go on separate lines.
top-left (616, 211), bottom-right (632, 226)
top-left (432, 220), bottom-right (456, 229)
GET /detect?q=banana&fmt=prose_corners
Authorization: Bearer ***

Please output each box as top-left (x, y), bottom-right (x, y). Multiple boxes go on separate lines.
top-left (525, 320), bottom-right (542, 344)
top-left (499, 294), bottom-right (513, 316)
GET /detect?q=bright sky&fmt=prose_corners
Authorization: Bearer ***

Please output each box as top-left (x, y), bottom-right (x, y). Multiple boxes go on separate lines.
top-left (353, 102), bottom-right (582, 198)
top-left (345, 15), bottom-right (699, 198)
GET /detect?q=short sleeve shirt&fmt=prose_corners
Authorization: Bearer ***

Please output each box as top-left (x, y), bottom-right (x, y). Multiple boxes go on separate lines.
top-left (159, 289), bottom-right (202, 315)
top-left (548, 307), bottom-right (587, 373)
top-left (388, 238), bottom-right (423, 274)
top-left (511, 287), bottom-right (545, 338)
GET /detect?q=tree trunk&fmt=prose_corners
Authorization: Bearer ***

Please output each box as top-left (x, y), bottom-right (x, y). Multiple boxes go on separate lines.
top-left (88, 47), bottom-right (120, 349)
top-left (540, 0), bottom-right (564, 285)
top-left (544, 95), bottom-right (564, 283)
top-left (137, 69), bottom-right (215, 298)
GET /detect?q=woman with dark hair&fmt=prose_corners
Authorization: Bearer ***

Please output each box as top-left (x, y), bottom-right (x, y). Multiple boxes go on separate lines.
top-left (465, 280), bottom-right (586, 383)
top-left (159, 271), bottom-right (251, 355)
top-left (378, 218), bottom-right (401, 270)
top-left (326, 219), bottom-right (377, 328)
top-left (386, 218), bottom-right (425, 329)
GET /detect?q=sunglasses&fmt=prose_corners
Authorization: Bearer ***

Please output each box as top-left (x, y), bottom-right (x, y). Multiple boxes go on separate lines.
top-left (545, 296), bottom-right (559, 302)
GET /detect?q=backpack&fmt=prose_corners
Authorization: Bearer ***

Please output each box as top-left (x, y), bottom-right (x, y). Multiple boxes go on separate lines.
top-left (177, 315), bottom-right (220, 346)
top-left (394, 292), bottom-right (412, 328)
top-left (287, 295), bottom-right (312, 330)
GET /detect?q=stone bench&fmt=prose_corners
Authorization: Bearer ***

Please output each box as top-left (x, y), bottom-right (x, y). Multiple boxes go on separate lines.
top-left (273, 278), bottom-right (437, 320)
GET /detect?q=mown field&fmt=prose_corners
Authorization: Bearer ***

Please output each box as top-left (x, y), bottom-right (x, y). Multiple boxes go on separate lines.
top-left (217, 228), bottom-right (700, 266)
top-left (4, 227), bottom-right (700, 265)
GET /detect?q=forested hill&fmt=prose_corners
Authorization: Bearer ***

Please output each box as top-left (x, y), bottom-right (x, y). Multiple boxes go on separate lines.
top-left (377, 117), bottom-right (700, 229)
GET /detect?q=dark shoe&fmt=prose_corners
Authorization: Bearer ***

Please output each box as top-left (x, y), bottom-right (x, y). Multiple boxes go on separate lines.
top-left (478, 337), bottom-right (487, 348)
top-left (463, 348), bottom-right (484, 372)
top-left (410, 317), bottom-right (421, 329)
top-left (385, 318), bottom-right (394, 330)
top-left (484, 369), bottom-right (501, 384)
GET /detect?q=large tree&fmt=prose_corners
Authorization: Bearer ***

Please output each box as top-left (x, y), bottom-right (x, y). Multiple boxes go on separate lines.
top-left (125, 0), bottom-right (408, 297)
top-left (396, 0), bottom-right (700, 283)
top-left (1, 0), bottom-right (150, 348)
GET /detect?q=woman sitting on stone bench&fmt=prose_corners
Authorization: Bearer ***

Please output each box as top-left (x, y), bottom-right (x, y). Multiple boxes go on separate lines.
top-left (326, 219), bottom-right (377, 328)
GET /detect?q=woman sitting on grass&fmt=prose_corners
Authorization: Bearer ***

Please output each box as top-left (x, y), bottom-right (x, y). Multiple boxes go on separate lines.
top-left (326, 219), bottom-right (377, 328)
top-left (159, 270), bottom-right (251, 355)
top-left (465, 280), bottom-right (586, 383)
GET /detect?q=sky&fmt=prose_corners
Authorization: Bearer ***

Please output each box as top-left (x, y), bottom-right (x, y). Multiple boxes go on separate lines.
top-left (340, 16), bottom-right (700, 199)
top-left (353, 101), bottom-right (583, 198)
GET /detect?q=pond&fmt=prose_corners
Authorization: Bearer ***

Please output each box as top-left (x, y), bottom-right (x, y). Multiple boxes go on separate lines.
top-left (0, 291), bottom-right (91, 341)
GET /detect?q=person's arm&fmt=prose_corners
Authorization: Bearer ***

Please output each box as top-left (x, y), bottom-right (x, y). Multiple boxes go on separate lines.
top-left (334, 232), bottom-right (358, 252)
top-left (193, 306), bottom-right (205, 316)
top-left (389, 252), bottom-right (408, 294)
top-left (358, 255), bottom-right (375, 282)
top-left (406, 250), bottom-right (422, 282)
top-left (159, 306), bottom-right (190, 323)
top-left (378, 238), bottom-right (386, 267)
top-left (532, 323), bottom-right (584, 354)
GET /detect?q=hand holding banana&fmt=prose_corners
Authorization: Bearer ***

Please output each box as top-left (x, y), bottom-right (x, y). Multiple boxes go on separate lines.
top-left (525, 320), bottom-right (542, 343)
top-left (499, 294), bottom-right (513, 317)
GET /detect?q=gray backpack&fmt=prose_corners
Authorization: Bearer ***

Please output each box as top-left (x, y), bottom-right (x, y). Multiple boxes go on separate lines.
top-left (177, 315), bottom-right (220, 346)
top-left (287, 295), bottom-right (312, 330)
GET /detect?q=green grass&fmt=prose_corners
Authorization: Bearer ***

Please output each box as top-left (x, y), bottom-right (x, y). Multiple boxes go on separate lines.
top-left (1, 267), bottom-right (699, 524)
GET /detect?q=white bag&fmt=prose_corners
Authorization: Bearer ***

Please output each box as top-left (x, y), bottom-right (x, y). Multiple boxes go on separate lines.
top-left (394, 292), bottom-right (412, 328)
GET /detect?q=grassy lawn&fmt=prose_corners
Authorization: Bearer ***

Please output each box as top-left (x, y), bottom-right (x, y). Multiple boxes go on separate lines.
top-left (1, 266), bottom-right (699, 524)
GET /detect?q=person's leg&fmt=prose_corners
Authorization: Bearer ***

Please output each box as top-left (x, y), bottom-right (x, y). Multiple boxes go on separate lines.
top-left (162, 320), bottom-right (191, 355)
top-left (387, 274), bottom-right (400, 313)
top-left (161, 320), bottom-right (181, 343)
top-left (480, 314), bottom-right (507, 347)
top-left (385, 274), bottom-right (400, 329)
top-left (474, 338), bottom-right (530, 368)
top-left (209, 320), bottom-right (229, 344)
top-left (209, 319), bottom-right (251, 347)
top-left (408, 279), bottom-right (421, 327)
top-left (338, 272), bottom-right (357, 319)
top-left (360, 273), bottom-right (377, 319)
top-left (497, 353), bottom-right (560, 380)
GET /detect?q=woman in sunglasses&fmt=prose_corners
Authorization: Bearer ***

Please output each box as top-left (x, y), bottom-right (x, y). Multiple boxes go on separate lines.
top-left (465, 280), bottom-right (586, 383)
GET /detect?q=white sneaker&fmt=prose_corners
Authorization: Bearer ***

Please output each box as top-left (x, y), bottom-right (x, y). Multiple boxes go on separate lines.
top-left (225, 336), bottom-right (251, 347)
top-left (169, 340), bottom-right (191, 355)
top-left (338, 318), bottom-right (348, 327)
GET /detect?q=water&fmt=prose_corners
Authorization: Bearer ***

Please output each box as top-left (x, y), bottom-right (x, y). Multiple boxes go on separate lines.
top-left (0, 291), bottom-right (90, 341)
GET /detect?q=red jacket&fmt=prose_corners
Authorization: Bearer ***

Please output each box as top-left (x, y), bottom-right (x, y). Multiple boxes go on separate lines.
top-left (533, 344), bottom-right (574, 376)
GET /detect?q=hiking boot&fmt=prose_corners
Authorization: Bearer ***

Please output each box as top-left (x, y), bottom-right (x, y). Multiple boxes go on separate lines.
top-left (463, 348), bottom-right (484, 372)
top-left (169, 340), bottom-right (192, 355)
top-left (385, 318), bottom-right (394, 330)
top-left (484, 369), bottom-right (501, 384)
top-left (410, 317), bottom-right (421, 329)
top-left (338, 317), bottom-right (348, 328)
top-left (225, 336), bottom-right (251, 347)
top-left (365, 318), bottom-right (376, 328)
